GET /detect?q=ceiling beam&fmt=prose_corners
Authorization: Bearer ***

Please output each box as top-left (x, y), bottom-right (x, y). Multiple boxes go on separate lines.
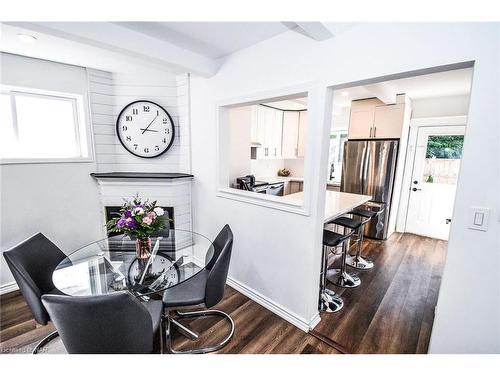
top-left (4, 22), bottom-right (220, 77)
top-left (283, 22), bottom-right (334, 41)
top-left (363, 82), bottom-right (398, 104)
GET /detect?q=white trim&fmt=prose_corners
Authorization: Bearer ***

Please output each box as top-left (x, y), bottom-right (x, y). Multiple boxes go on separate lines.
top-left (410, 115), bottom-right (468, 127)
top-left (226, 276), bottom-right (319, 332)
top-left (217, 188), bottom-right (309, 216)
top-left (0, 83), bottom-right (95, 165)
top-left (214, 81), bottom-right (315, 217)
top-left (396, 122), bottom-right (468, 233)
top-left (0, 282), bottom-right (18, 295)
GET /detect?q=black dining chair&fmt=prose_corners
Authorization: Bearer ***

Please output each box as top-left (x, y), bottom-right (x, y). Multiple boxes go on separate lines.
top-left (3, 233), bottom-right (67, 353)
top-left (162, 224), bottom-right (234, 354)
top-left (42, 292), bottom-right (163, 354)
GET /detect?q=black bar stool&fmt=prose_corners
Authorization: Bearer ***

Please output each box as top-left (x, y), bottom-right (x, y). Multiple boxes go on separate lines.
top-left (320, 229), bottom-right (353, 313)
top-left (326, 217), bottom-right (362, 288)
top-left (346, 205), bottom-right (384, 270)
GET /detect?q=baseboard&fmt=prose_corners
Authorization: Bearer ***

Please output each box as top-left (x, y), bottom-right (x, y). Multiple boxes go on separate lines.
top-left (226, 276), bottom-right (319, 332)
top-left (308, 311), bottom-right (321, 330)
top-left (0, 282), bottom-right (18, 295)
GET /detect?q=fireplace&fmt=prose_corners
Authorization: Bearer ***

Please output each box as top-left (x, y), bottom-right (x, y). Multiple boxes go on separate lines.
top-left (90, 172), bottom-right (194, 238)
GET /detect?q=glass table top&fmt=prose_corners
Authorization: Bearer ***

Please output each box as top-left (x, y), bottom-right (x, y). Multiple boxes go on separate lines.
top-left (53, 230), bottom-right (215, 298)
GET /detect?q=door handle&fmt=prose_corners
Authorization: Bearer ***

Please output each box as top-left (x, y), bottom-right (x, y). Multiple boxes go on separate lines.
top-left (373, 126), bottom-right (377, 138)
top-left (412, 187), bottom-right (422, 192)
top-left (369, 127), bottom-right (373, 138)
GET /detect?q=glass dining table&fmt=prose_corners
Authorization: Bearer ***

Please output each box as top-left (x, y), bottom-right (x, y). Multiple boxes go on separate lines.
top-left (52, 229), bottom-right (215, 299)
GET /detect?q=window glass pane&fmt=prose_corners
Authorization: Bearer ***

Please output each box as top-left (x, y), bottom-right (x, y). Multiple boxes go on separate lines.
top-left (422, 135), bottom-right (464, 184)
top-left (0, 94), bottom-right (17, 157)
top-left (328, 130), bottom-right (348, 182)
top-left (14, 94), bottom-right (79, 159)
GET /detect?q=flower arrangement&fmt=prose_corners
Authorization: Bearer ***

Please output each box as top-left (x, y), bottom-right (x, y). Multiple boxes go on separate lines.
top-left (106, 195), bottom-right (168, 258)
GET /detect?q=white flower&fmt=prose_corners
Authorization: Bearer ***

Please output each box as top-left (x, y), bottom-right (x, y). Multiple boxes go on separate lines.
top-left (133, 207), bottom-right (144, 216)
top-left (153, 207), bottom-right (165, 216)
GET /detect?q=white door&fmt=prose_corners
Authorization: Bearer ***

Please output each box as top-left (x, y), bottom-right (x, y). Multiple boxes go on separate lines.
top-left (405, 126), bottom-right (466, 240)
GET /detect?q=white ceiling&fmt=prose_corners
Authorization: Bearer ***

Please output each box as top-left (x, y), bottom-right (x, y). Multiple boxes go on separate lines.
top-left (116, 22), bottom-right (290, 59)
top-left (333, 67), bottom-right (474, 108)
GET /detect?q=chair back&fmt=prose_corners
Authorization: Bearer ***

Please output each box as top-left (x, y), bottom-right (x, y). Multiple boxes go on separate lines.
top-left (42, 292), bottom-right (155, 354)
top-left (3, 233), bottom-right (66, 325)
top-left (205, 225), bottom-right (233, 308)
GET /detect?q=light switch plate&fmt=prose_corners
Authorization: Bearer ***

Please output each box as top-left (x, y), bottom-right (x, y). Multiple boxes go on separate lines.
top-left (468, 207), bottom-right (490, 231)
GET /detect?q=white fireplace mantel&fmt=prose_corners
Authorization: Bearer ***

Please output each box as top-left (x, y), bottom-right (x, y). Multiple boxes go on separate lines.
top-left (91, 172), bottom-right (194, 236)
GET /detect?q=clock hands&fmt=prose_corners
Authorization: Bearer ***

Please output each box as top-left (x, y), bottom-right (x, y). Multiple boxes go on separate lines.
top-left (139, 128), bottom-right (159, 133)
top-left (141, 115), bottom-right (158, 134)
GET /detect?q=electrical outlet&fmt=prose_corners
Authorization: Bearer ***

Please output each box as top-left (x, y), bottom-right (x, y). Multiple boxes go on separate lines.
top-left (468, 207), bottom-right (490, 231)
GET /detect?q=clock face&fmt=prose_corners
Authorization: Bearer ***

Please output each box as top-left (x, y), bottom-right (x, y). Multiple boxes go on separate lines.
top-left (116, 100), bottom-right (175, 158)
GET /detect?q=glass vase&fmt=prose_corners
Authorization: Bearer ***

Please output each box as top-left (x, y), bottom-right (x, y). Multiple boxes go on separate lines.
top-left (135, 237), bottom-right (151, 259)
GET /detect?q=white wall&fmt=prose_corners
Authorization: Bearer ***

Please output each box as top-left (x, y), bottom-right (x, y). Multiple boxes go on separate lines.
top-left (190, 23), bottom-right (499, 352)
top-left (411, 94), bottom-right (470, 118)
top-left (1, 54), bottom-right (191, 291)
top-left (228, 107), bottom-right (252, 184)
top-left (283, 158), bottom-right (305, 177)
top-left (250, 159), bottom-right (285, 178)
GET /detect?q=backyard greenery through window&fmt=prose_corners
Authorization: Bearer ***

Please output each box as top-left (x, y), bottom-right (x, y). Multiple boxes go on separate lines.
top-left (423, 135), bottom-right (464, 184)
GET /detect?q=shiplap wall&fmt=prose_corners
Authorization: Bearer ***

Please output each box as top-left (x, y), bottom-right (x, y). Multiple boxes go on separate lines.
top-left (87, 68), bottom-right (193, 233)
top-left (87, 69), bottom-right (190, 173)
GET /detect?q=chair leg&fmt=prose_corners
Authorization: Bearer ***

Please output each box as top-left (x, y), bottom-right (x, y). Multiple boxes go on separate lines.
top-left (163, 309), bottom-right (234, 354)
top-left (32, 330), bottom-right (59, 354)
top-left (319, 244), bottom-right (343, 313)
top-left (327, 235), bottom-right (361, 288)
top-left (346, 223), bottom-right (374, 270)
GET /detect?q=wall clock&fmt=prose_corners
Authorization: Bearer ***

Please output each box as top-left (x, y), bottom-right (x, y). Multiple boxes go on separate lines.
top-left (116, 100), bottom-right (175, 158)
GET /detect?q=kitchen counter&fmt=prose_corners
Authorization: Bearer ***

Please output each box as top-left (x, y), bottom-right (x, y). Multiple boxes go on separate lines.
top-left (280, 190), bottom-right (371, 222)
top-left (324, 191), bottom-right (371, 222)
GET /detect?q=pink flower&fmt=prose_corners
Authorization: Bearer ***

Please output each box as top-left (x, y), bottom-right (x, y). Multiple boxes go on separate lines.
top-left (147, 211), bottom-right (157, 220)
top-left (142, 216), bottom-right (152, 225)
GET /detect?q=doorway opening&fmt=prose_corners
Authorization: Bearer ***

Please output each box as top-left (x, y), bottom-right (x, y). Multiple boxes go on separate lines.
top-left (315, 62), bottom-right (474, 353)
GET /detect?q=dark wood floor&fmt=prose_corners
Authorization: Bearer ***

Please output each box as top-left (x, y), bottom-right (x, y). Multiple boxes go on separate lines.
top-left (313, 233), bottom-right (447, 354)
top-left (0, 233), bottom-right (446, 354)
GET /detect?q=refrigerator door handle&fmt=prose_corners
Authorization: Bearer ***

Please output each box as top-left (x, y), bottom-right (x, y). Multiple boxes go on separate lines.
top-left (361, 142), bottom-right (369, 196)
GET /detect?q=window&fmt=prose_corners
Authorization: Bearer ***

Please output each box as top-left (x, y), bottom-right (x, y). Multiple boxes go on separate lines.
top-left (0, 86), bottom-right (90, 162)
top-left (422, 135), bottom-right (464, 184)
top-left (327, 130), bottom-right (348, 182)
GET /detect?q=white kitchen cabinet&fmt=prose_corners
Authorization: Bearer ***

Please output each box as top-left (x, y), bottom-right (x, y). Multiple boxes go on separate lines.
top-left (348, 96), bottom-right (407, 139)
top-left (297, 111), bottom-right (307, 158)
top-left (348, 108), bottom-right (375, 139)
top-left (252, 105), bottom-right (283, 159)
top-left (348, 98), bottom-right (382, 140)
top-left (282, 111), bottom-right (300, 158)
top-left (373, 103), bottom-right (405, 138)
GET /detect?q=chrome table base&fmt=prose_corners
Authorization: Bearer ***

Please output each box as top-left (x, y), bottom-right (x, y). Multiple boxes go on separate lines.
top-left (327, 269), bottom-right (361, 288)
top-left (162, 309), bottom-right (234, 354)
top-left (32, 330), bottom-right (59, 354)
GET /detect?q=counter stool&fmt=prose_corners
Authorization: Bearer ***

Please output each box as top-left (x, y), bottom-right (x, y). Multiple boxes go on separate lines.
top-left (320, 229), bottom-right (353, 312)
top-left (346, 205), bottom-right (385, 270)
top-left (326, 217), bottom-right (362, 288)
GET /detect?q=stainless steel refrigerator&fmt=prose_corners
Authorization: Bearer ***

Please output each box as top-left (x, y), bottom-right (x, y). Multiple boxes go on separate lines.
top-left (340, 140), bottom-right (399, 240)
